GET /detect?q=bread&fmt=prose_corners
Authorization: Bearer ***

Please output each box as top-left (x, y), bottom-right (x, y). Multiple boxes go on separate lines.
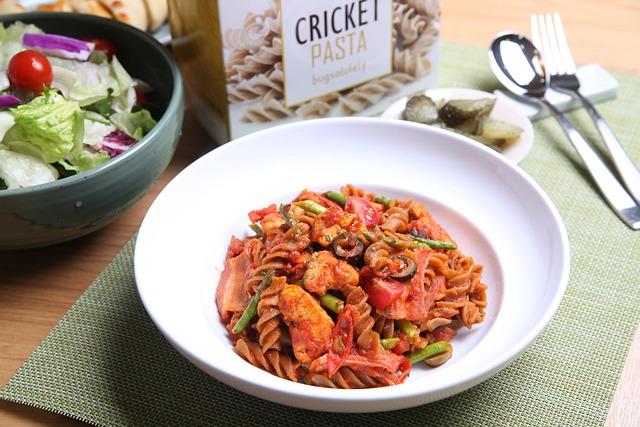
top-left (36, 0), bottom-right (73, 12)
top-left (0, 0), bottom-right (168, 34)
top-left (0, 0), bottom-right (25, 14)
top-left (68, 0), bottom-right (113, 18)
top-left (98, 0), bottom-right (148, 31)
top-left (142, 0), bottom-right (167, 31)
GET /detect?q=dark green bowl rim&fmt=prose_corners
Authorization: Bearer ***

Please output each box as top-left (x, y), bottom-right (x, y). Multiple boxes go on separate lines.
top-left (0, 12), bottom-right (183, 198)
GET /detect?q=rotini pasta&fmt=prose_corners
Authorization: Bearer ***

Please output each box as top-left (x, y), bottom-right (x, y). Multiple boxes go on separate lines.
top-left (216, 185), bottom-right (487, 388)
top-left (224, 8), bottom-right (281, 53)
top-left (339, 73), bottom-right (414, 115)
top-left (256, 276), bottom-right (286, 352)
top-left (393, 48), bottom-right (432, 78)
top-left (394, 3), bottom-right (427, 47)
top-left (295, 93), bottom-right (339, 119)
top-left (240, 97), bottom-right (293, 123)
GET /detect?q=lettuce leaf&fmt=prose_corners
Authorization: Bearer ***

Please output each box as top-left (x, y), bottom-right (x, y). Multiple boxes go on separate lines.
top-left (109, 109), bottom-right (156, 140)
top-left (83, 118), bottom-right (115, 149)
top-left (59, 149), bottom-right (109, 172)
top-left (111, 56), bottom-right (134, 93)
top-left (0, 148), bottom-right (58, 189)
top-left (85, 88), bottom-right (114, 116)
top-left (48, 57), bottom-right (120, 106)
top-left (4, 93), bottom-right (80, 163)
top-left (0, 22), bottom-right (44, 43)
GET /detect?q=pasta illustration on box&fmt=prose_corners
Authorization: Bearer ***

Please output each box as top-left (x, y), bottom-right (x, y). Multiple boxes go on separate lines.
top-left (169, 0), bottom-right (440, 141)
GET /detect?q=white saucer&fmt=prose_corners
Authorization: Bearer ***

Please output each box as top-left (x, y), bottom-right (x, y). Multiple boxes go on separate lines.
top-left (382, 88), bottom-right (534, 163)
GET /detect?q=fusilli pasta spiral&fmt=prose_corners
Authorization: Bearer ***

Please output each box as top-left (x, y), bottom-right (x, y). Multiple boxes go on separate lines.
top-left (339, 73), bottom-right (414, 115)
top-left (256, 276), bottom-right (286, 352)
top-left (235, 339), bottom-right (300, 381)
top-left (240, 97), bottom-right (293, 123)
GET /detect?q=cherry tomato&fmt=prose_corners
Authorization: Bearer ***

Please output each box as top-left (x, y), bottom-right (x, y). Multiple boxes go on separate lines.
top-left (83, 37), bottom-right (117, 60)
top-left (248, 203), bottom-right (277, 223)
top-left (134, 85), bottom-right (147, 105)
top-left (7, 50), bottom-right (53, 93)
top-left (364, 277), bottom-right (404, 310)
top-left (345, 196), bottom-right (381, 227)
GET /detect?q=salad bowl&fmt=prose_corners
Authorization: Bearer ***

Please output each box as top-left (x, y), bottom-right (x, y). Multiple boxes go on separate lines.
top-left (0, 12), bottom-right (183, 249)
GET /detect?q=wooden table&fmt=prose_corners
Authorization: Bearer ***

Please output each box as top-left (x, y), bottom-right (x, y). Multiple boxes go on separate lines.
top-left (1, 1), bottom-right (639, 425)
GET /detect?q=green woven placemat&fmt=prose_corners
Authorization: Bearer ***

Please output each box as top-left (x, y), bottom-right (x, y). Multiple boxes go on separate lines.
top-left (2, 42), bottom-right (640, 427)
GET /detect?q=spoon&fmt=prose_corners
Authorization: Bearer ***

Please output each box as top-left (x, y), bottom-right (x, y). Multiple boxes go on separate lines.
top-left (488, 32), bottom-right (640, 230)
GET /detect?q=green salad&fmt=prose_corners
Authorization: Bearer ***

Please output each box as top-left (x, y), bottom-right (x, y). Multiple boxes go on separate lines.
top-left (0, 22), bottom-right (156, 190)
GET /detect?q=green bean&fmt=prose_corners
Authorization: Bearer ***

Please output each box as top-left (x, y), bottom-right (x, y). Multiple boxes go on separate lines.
top-left (409, 235), bottom-right (457, 250)
top-left (374, 194), bottom-right (394, 208)
top-left (380, 337), bottom-right (400, 350)
top-left (407, 341), bottom-right (452, 364)
top-left (294, 200), bottom-right (327, 215)
top-left (249, 223), bottom-right (262, 238)
top-left (395, 319), bottom-right (418, 338)
top-left (324, 191), bottom-right (347, 206)
top-left (232, 271), bottom-right (273, 334)
top-left (362, 232), bottom-right (414, 250)
top-left (363, 231), bottom-right (456, 251)
top-left (320, 293), bottom-right (344, 314)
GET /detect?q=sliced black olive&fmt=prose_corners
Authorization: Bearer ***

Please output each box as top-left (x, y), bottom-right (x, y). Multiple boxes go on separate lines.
top-left (408, 228), bottom-right (426, 239)
top-left (332, 232), bottom-right (364, 260)
top-left (389, 255), bottom-right (417, 281)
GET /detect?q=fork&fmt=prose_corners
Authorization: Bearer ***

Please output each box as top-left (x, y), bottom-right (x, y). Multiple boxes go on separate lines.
top-left (531, 13), bottom-right (640, 205)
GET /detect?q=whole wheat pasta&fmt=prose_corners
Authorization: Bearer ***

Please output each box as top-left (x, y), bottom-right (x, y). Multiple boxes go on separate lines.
top-left (343, 285), bottom-right (381, 351)
top-left (339, 72), bottom-right (414, 115)
top-left (393, 3), bottom-right (427, 47)
top-left (410, 24), bottom-right (439, 54)
top-left (294, 93), bottom-right (339, 119)
top-left (216, 185), bottom-right (488, 388)
top-left (401, 0), bottom-right (441, 20)
top-left (228, 37), bottom-right (283, 83)
top-left (234, 339), bottom-right (300, 381)
top-left (224, 8), bottom-right (281, 53)
top-left (393, 47), bottom-right (432, 78)
top-left (256, 276), bottom-right (286, 352)
top-left (381, 206), bottom-right (410, 232)
top-left (240, 97), bottom-right (294, 123)
top-left (227, 62), bottom-right (284, 103)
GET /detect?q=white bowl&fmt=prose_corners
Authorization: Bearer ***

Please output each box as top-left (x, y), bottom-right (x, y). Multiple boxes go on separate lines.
top-left (382, 88), bottom-right (534, 163)
top-left (134, 118), bottom-right (568, 412)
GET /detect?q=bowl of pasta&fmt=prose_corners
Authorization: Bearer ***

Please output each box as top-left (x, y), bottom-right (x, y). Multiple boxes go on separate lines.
top-left (134, 117), bottom-right (569, 412)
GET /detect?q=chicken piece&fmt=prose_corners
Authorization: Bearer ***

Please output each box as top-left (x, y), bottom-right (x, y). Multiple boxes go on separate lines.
top-left (216, 250), bottom-right (250, 322)
top-left (310, 206), bottom-right (363, 247)
top-left (303, 250), bottom-right (359, 295)
top-left (260, 212), bottom-right (285, 238)
top-left (278, 284), bottom-right (334, 363)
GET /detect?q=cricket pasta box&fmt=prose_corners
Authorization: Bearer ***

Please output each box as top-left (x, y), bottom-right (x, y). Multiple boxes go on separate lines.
top-left (169, 0), bottom-right (440, 142)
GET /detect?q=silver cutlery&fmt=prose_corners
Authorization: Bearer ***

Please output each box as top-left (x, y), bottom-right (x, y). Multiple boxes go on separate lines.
top-left (489, 33), bottom-right (640, 229)
top-left (531, 13), bottom-right (640, 205)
